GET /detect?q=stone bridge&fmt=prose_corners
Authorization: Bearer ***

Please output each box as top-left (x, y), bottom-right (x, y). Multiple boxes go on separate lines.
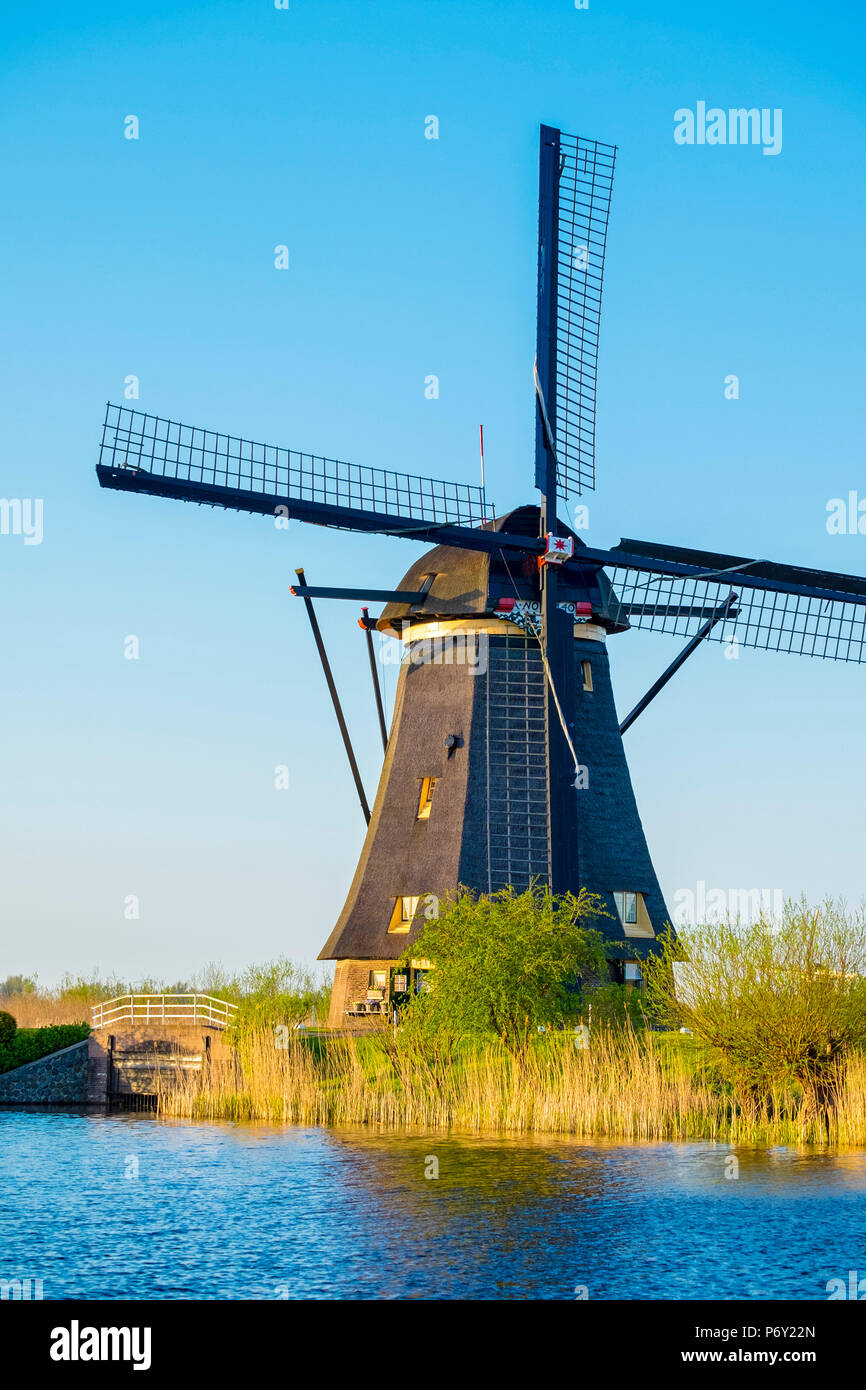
top-left (0, 996), bottom-right (238, 1106)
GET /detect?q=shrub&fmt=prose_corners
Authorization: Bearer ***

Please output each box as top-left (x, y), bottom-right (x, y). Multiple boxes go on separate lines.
top-left (225, 958), bottom-right (331, 1034)
top-left (642, 899), bottom-right (866, 1121)
top-left (0, 1022), bottom-right (90, 1074)
top-left (580, 982), bottom-right (646, 1030)
top-left (0, 1011), bottom-right (17, 1047)
top-left (400, 884), bottom-right (608, 1058)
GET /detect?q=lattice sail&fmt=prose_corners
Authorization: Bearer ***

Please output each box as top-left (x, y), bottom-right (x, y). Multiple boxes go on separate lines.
top-left (537, 129), bottom-right (616, 499)
top-left (608, 569), bottom-right (866, 663)
top-left (98, 402), bottom-right (491, 527)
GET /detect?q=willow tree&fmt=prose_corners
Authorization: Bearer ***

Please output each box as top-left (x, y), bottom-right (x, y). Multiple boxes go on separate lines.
top-left (399, 884), bottom-right (607, 1059)
top-left (643, 900), bottom-right (866, 1125)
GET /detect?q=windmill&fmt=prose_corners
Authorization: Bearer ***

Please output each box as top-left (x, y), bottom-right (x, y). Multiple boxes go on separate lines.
top-left (96, 124), bottom-right (866, 1025)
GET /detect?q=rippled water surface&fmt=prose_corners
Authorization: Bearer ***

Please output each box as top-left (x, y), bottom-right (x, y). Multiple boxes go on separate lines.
top-left (3, 1109), bottom-right (866, 1299)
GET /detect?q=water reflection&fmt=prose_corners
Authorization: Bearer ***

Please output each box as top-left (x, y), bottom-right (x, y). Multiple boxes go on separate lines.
top-left (0, 1110), bottom-right (863, 1300)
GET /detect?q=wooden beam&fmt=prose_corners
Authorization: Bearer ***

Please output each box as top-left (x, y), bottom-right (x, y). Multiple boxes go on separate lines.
top-left (294, 568), bottom-right (371, 825)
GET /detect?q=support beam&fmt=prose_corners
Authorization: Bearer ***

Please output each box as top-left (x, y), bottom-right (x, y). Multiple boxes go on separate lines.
top-left (294, 568), bottom-right (371, 824)
top-left (290, 583), bottom-right (430, 604)
top-left (619, 592), bottom-right (738, 736)
top-left (361, 606), bottom-right (389, 754)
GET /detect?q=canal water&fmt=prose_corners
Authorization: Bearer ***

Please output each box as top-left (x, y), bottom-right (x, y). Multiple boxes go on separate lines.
top-left (2, 1109), bottom-right (865, 1300)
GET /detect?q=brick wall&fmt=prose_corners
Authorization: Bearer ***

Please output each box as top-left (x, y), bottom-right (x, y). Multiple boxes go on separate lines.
top-left (328, 960), bottom-right (393, 1028)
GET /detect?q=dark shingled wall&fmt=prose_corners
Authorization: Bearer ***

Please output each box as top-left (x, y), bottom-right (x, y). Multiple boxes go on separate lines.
top-left (318, 639), bottom-right (478, 962)
top-left (319, 627), bottom-right (670, 965)
top-left (319, 504), bottom-right (670, 974)
top-left (570, 632), bottom-right (671, 961)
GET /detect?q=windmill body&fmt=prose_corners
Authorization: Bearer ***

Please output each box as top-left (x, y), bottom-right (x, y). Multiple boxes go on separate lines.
top-left (319, 508), bottom-right (669, 1023)
top-left (95, 124), bottom-right (866, 1026)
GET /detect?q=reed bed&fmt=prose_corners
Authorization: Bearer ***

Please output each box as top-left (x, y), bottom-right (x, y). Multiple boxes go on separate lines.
top-left (152, 1027), bottom-right (866, 1144)
top-left (0, 993), bottom-right (90, 1028)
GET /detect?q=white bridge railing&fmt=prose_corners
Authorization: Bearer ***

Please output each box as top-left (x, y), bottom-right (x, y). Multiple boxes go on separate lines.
top-left (91, 994), bottom-right (239, 1030)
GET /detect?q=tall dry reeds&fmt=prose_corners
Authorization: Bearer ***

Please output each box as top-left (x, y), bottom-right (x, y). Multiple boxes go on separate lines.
top-left (0, 991), bottom-right (92, 1028)
top-left (151, 1025), bottom-right (866, 1143)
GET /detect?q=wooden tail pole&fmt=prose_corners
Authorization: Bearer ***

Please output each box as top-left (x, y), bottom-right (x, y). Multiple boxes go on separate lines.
top-left (361, 606), bottom-right (389, 754)
top-left (294, 568), bottom-right (371, 824)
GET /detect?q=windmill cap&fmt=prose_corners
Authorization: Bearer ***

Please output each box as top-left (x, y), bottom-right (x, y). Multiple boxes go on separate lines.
top-left (376, 504), bottom-right (629, 634)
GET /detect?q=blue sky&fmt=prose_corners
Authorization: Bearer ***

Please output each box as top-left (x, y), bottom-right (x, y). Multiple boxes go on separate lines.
top-left (2, 0), bottom-right (865, 986)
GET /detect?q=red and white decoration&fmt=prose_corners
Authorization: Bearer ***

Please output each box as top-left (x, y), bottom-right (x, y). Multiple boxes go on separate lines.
top-left (541, 533), bottom-right (574, 564)
top-left (494, 595), bottom-right (593, 628)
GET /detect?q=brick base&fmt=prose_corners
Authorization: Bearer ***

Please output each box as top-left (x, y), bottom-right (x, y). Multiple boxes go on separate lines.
top-left (328, 960), bottom-right (394, 1029)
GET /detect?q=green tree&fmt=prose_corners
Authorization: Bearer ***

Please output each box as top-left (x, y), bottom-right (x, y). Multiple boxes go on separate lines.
top-left (399, 885), bottom-right (607, 1058)
top-left (227, 958), bottom-right (331, 1032)
top-left (643, 900), bottom-right (866, 1124)
top-left (0, 975), bottom-right (36, 997)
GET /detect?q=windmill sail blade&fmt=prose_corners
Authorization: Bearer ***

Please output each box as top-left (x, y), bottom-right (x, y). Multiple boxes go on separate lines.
top-left (96, 402), bottom-right (491, 530)
top-left (613, 537), bottom-right (866, 599)
top-left (535, 127), bottom-right (616, 500)
top-left (594, 536), bottom-right (866, 662)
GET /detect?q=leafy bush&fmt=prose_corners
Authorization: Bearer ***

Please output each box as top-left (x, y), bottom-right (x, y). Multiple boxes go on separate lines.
top-left (400, 885), bottom-right (608, 1058)
top-left (223, 958), bottom-right (331, 1034)
top-left (0, 1011), bottom-right (16, 1047)
top-left (579, 982), bottom-right (646, 1030)
top-left (643, 900), bottom-right (866, 1118)
top-left (0, 1022), bottom-right (90, 1074)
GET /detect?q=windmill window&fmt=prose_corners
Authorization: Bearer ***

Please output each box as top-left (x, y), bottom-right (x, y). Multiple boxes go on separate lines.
top-left (614, 891), bottom-right (655, 939)
top-left (417, 777), bottom-right (437, 819)
top-left (388, 896), bottom-right (419, 933)
top-left (582, 660), bottom-right (593, 691)
top-left (615, 891), bottom-right (638, 925)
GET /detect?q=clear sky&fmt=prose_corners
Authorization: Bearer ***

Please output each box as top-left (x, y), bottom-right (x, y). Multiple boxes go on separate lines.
top-left (2, 0), bottom-right (865, 986)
